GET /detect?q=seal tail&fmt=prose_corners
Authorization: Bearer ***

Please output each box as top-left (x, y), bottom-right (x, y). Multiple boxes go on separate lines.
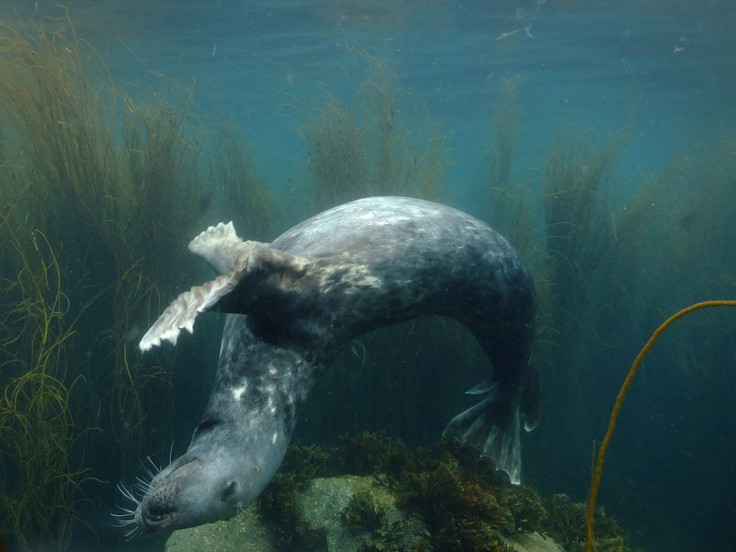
top-left (443, 371), bottom-right (539, 485)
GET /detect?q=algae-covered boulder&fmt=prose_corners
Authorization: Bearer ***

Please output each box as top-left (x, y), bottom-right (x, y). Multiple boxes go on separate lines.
top-left (165, 475), bottom-right (426, 552)
top-left (506, 532), bottom-right (565, 552)
top-left (165, 475), bottom-right (564, 552)
top-left (163, 436), bottom-right (635, 552)
top-left (296, 475), bottom-right (428, 551)
top-left (165, 505), bottom-right (270, 552)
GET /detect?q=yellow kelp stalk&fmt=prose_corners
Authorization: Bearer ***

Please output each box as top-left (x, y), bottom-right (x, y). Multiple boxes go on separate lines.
top-left (586, 300), bottom-right (736, 552)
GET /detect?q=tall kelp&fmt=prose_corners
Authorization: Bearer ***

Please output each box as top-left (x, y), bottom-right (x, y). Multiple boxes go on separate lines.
top-left (585, 299), bottom-right (736, 552)
top-left (0, 12), bottom-right (271, 547)
top-left (488, 73), bottom-right (533, 246)
top-left (541, 129), bottom-right (625, 346)
top-left (0, 17), bottom-right (110, 546)
top-left (210, 124), bottom-right (274, 242)
top-left (303, 55), bottom-right (445, 214)
top-left (483, 77), bottom-right (736, 549)
top-left (112, 94), bottom-right (212, 478)
top-left (575, 142), bottom-right (736, 551)
top-left (485, 74), bottom-right (543, 297)
top-left (0, 210), bottom-right (99, 549)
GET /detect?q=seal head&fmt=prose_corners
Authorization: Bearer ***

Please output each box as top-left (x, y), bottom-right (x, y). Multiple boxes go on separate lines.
top-left (131, 413), bottom-right (288, 533)
top-left (117, 312), bottom-right (310, 537)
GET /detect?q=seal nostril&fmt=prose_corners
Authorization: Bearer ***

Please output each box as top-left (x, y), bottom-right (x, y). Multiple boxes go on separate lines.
top-left (221, 481), bottom-right (237, 502)
top-left (143, 507), bottom-right (171, 527)
top-left (147, 500), bottom-right (177, 523)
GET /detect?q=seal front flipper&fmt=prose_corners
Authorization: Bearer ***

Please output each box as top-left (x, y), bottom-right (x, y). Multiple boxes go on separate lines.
top-left (188, 221), bottom-right (269, 276)
top-left (139, 220), bottom-right (261, 351)
top-left (138, 271), bottom-right (242, 351)
top-left (139, 222), bottom-right (311, 352)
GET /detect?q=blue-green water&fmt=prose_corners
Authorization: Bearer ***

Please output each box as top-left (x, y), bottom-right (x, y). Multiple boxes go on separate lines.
top-left (1, 1), bottom-right (734, 551)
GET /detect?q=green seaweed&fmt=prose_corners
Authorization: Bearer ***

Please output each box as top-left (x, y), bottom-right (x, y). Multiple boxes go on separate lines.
top-left (303, 55), bottom-right (445, 214)
top-left (544, 493), bottom-right (627, 552)
top-left (489, 73), bottom-right (534, 251)
top-left (0, 10), bottom-right (273, 547)
top-left (395, 443), bottom-right (514, 552)
top-left (255, 442), bottom-right (332, 550)
top-left (257, 470), bottom-right (329, 551)
top-left (0, 218), bottom-right (100, 548)
top-left (210, 123), bottom-right (274, 241)
top-left (338, 430), bottom-right (410, 478)
top-left (345, 489), bottom-right (388, 533)
top-left (344, 489), bottom-right (411, 552)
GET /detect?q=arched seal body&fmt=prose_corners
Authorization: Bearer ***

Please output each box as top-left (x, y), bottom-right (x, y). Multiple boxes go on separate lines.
top-left (118, 196), bottom-right (540, 536)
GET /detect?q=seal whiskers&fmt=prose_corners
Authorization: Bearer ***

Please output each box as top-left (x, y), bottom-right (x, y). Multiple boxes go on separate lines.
top-left (112, 453), bottom-right (169, 540)
top-left (112, 483), bottom-right (143, 540)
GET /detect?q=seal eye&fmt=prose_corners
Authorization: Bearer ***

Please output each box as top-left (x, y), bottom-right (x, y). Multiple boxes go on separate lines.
top-left (221, 481), bottom-right (237, 502)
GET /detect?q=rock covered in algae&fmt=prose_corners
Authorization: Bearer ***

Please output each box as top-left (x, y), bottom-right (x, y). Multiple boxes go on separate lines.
top-left (506, 532), bottom-right (565, 552)
top-left (165, 475), bottom-right (424, 552)
top-left (165, 505), bottom-right (271, 552)
top-left (165, 475), bottom-right (564, 552)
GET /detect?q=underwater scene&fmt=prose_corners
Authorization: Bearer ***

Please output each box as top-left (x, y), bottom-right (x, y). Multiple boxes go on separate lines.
top-left (0, 0), bottom-right (734, 551)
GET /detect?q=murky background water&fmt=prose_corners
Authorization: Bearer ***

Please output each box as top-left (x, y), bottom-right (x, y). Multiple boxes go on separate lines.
top-left (0, 1), bottom-right (734, 550)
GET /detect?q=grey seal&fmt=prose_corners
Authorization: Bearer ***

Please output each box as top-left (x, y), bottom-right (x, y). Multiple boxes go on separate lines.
top-left (114, 196), bottom-right (540, 537)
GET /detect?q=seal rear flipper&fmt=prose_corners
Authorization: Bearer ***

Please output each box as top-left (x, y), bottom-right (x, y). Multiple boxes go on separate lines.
top-left (442, 384), bottom-right (523, 485)
top-left (521, 364), bottom-right (542, 431)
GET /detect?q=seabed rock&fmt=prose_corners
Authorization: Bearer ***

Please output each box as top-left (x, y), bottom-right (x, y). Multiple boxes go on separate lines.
top-left (506, 532), bottom-right (565, 552)
top-left (166, 475), bottom-right (564, 552)
top-left (166, 505), bottom-right (270, 552)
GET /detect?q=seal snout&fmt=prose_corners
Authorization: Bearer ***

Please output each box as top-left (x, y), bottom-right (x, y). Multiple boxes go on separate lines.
top-left (139, 498), bottom-right (177, 530)
top-left (136, 473), bottom-right (183, 531)
top-left (113, 475), bottom-right (180, 538)
top-left (113, 459), bottom-right (189, 538)
top-left (122, 452), bottom-right (242, 533)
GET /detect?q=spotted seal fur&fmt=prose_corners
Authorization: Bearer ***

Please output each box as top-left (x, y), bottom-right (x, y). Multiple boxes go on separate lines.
top-left (115, 196), bottom-right (540, 536)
